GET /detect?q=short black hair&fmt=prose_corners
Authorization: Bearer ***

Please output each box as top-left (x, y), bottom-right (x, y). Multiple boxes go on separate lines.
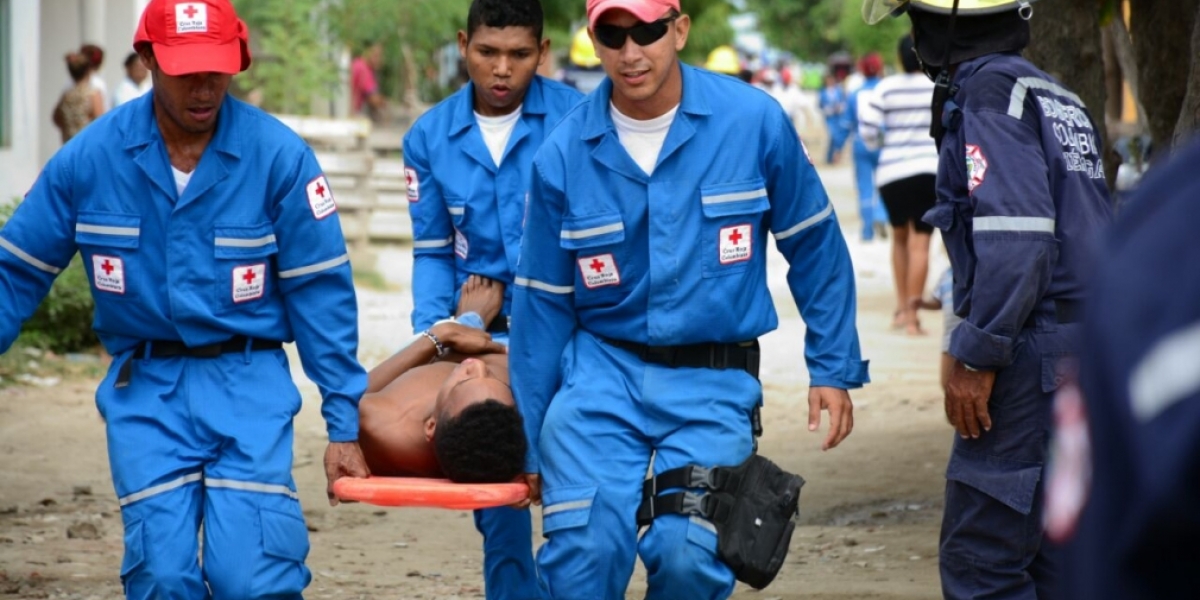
top-left (466, 0), bottom-right (544, 42)
top-left (435, 400), bottom-right (527, 484)
top-left (124, 52), bottom-right (140, 69)
top-left (898, 35), bottom-right (921, 74)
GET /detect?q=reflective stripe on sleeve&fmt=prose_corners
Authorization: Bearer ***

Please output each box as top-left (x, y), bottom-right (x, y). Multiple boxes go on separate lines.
top-left (76, 224), bottom-right (140, 237)
top-left (1130, 320), bottom-right (1200, 423)
top-left (1008, 77), bottom-right (1085, 119)
top-left (278, 253), bottom-right (349, 279)
top-left (412, 237), bottom-right (453, 249)
top-left (447, 206), bottom-right (465, 216)
top-left (973, 216), bottom-right (1056, 234)
top-left (774, 204), bottom-right (834, 241)
top-left (560, 223), bottom-right (623, 240)
top-left (0, 236), bottom-right (63, 274)
top-left (542, 499), bottom-right (592, 516)
top-left (215, 235), bottom-right (277, 248)
top-left (514, 276), bottom-right (574, 295)
top-left (205, 478), bottom-right (300, 500)
top-left (701, 188), bottom-right (768, 205)
top-left (118, 472), bottom-right (203, 507)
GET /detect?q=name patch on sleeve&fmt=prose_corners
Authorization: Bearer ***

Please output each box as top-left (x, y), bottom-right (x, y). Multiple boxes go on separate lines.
top-left (306, 175), bottom-right (337, 220)
top-left (405, 167), bottom-right (420, 202)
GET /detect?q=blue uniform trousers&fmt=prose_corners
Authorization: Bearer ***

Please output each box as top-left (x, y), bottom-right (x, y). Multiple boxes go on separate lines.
top-left (852, 145), bottom-right (887, 240)
top-left (536, 331), bottom-right (760, 600)
top-left (939, 307), bottom-right (1076, 599)
top-left (457, 327), bottom-right (544, 600)
top-left (825, 118), bottom-right (848, 164)
top-left (100, 347), bottom-right (310, 600)
top-left (474, 508), bottom-right (543, 600)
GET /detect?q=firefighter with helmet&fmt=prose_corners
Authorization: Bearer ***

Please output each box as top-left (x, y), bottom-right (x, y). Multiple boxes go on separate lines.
top-left (863, 0), bottom-right (1113, 598)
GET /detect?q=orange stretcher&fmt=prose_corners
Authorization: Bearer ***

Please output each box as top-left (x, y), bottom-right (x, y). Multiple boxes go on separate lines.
top-left (332, 477), bottom-right (530, 510)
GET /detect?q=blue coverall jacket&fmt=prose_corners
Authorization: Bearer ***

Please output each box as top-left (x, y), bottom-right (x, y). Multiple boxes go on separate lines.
top-left (404, 76), bottom-right (582, 331)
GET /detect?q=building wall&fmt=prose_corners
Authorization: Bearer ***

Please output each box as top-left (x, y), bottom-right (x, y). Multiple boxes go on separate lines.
top-left (0, 0), bottom-right (41, 202)
top-left (38, 0), bottom-right (146, 167)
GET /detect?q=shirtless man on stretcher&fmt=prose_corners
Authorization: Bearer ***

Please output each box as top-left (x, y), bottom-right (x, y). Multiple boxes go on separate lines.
top-left (358, 275), bottom-right (525, 484)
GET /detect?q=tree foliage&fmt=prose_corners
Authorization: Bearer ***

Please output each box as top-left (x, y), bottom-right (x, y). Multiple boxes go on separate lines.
top-left (231, 0), bottom-right (341, 114)
top-left (746, 0), bottom-right (909, 63)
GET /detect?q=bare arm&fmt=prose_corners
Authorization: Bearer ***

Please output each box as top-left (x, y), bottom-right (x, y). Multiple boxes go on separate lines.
top-left (365, 322), bottom-right (504, 393)
top-left (89, 90), bottom-right (105, 119)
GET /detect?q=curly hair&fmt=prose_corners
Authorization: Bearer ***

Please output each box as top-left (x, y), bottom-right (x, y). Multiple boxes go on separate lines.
top-left (467, 0), bottom-right (544, 42)
top-left (434, 400), bottom-right (527, 484)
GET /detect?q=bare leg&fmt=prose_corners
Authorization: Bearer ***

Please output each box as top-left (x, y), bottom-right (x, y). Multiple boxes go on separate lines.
top-left (905, 227), bottom-right (933, 336)
top-left (456, 275), bottom-right (505, 326)
top-left (891, 225), bottom-right (910, 329)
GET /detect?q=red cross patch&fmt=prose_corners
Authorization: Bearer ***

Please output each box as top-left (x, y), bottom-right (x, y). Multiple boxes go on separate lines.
top-left (92, 255), bottom-right (125, 294)
top-left (174, 3), bottom-right (208, 33)
top-left (405, 167), bottom-right (420, 202)
top-left (1044, 380), bottom-right (1092, 543)
top-left (232, 264), bottom-right (266, 303)
top-left (578, 254), bottom-right (620, 289)
top-left (306, 175), bottom-right (337, 220)
top-left (966, 144), bottom-right (989, 193)
top-left (719, 224), bottom-right (753, 265)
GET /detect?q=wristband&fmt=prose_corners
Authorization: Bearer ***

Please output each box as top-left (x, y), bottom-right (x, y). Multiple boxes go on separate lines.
top-left (421, 330), bottom-right (448, 359)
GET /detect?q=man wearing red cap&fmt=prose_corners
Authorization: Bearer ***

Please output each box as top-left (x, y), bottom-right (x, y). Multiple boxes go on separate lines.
top-left (510, 0), bottom-right (866, 598)
top-left (0, 1), bottom-right (369, 598)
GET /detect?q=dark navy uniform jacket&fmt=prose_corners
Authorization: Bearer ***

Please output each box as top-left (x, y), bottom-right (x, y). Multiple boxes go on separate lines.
top-left (1058, 139), bottom-right (1200, 600)
top-left (925, 52), bottom-right (1112, 370)
top-left (0, 94), bottom-right (366, 441)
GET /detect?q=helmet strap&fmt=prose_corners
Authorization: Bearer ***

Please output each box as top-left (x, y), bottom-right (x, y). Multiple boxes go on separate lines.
top-left (929, 0), bottom-right (961, 147)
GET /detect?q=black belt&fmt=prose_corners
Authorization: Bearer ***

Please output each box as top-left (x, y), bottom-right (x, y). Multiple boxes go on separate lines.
top-left (600, 338), bottom-right (761, 379)
top-left (1054, 300), bottom-right (1081, 324)
top-left (116, 336), bottom-right (283, 388)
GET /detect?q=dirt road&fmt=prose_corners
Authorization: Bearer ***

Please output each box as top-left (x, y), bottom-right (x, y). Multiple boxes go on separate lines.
top-left (0, 163), bottom-right (952, 599)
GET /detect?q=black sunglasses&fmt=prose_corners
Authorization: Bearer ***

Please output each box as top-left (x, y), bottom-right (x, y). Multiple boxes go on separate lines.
top-left (593, 16), bottom-right (677, 50)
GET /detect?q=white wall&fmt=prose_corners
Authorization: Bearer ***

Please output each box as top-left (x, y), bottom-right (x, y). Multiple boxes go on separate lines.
top-left (0, 1), bottom-right (41, 202)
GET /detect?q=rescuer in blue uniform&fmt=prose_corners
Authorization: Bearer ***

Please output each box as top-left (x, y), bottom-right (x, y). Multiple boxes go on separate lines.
top-left (0, 1), bottom-right (369, 597)
top-left (863, 0), bottom-right (1113, 597)
top-left (404, 0), bottom-right (582, 335)
top-left (402, 1), bottom-right (581, 598)
top-left (510, 1), bottom-right (867, 597)
top-left (1049, 139), bottom-right (1200, 599)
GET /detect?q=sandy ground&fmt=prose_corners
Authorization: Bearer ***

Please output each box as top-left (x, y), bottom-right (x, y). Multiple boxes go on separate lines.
top-left (0, 162), bottom-right (954, 599)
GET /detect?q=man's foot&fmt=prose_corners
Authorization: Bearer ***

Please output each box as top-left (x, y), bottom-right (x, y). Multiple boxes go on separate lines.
top-left (457, 275), bottom-right (505, 327)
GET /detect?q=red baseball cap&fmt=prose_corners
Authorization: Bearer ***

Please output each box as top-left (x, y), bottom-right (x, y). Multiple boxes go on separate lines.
top-left (587, 0), bottom-right (681, 29)
top-left (134, 0), bottom-right (251, 76)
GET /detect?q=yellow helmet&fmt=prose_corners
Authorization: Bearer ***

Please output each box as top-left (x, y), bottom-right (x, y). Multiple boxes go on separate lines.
top-left (704, 45), bottom-right (741, 75)
top-left (863, 0), bottom-right (1038, 24)
top-left (570, 27), bottom-right (601, 68)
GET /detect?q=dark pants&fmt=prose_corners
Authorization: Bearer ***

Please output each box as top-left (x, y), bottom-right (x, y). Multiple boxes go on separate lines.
top-left (939, 310), bottom-right (1078, 599)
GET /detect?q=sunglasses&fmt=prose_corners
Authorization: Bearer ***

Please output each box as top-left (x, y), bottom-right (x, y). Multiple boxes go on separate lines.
top-left (593, 16), bottom-right (677, 50)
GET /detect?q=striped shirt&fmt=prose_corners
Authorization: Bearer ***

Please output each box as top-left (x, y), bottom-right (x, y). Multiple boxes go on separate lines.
top-left (859, 73), bottom-right (938, 187)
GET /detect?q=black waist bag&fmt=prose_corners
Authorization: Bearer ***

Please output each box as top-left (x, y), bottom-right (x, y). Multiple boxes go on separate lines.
top-left (636, 454), bottom-right (805, 590)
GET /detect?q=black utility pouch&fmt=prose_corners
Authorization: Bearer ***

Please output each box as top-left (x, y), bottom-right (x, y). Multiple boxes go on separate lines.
top-left (636, 454), bottom-right (805, 590)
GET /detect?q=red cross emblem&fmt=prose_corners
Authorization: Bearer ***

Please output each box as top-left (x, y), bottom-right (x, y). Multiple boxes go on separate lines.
top-left (182, 4), bottom-right (198, 19)
top-left (242, 269), bottom-right (256, 284)
top-left (101, 259), bottom-right (115, 276)
top-left (314, 181), bottom-right (326, 198)
top-left (590, 258), bottom-right (605, 273)
top-left (728, 229), bottom-right (743, 246)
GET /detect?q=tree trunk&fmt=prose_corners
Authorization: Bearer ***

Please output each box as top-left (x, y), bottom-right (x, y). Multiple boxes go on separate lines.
top-left (1102, 28), bottom-right (1123, 126)
top-left (1131, 0), bottom-right (1199, 155)
top-left (1106, 14), bottom-right (1147, 132)
top-left (1173, 2), bottom-right (1200, 145)
top-left (1025, 0), bottom-right (1117, 185)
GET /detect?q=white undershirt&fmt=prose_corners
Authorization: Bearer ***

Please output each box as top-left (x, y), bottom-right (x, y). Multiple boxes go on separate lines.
top-left (475, 106), bottom-right (522, 167)
top-left (610, 103), bottom-right (678, 176)
top-left (172, 166), bottom-right (193, 197)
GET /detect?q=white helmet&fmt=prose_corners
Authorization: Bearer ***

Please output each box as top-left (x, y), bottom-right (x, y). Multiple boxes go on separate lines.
top-left (863, 0), bottom-right (1038, 25)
